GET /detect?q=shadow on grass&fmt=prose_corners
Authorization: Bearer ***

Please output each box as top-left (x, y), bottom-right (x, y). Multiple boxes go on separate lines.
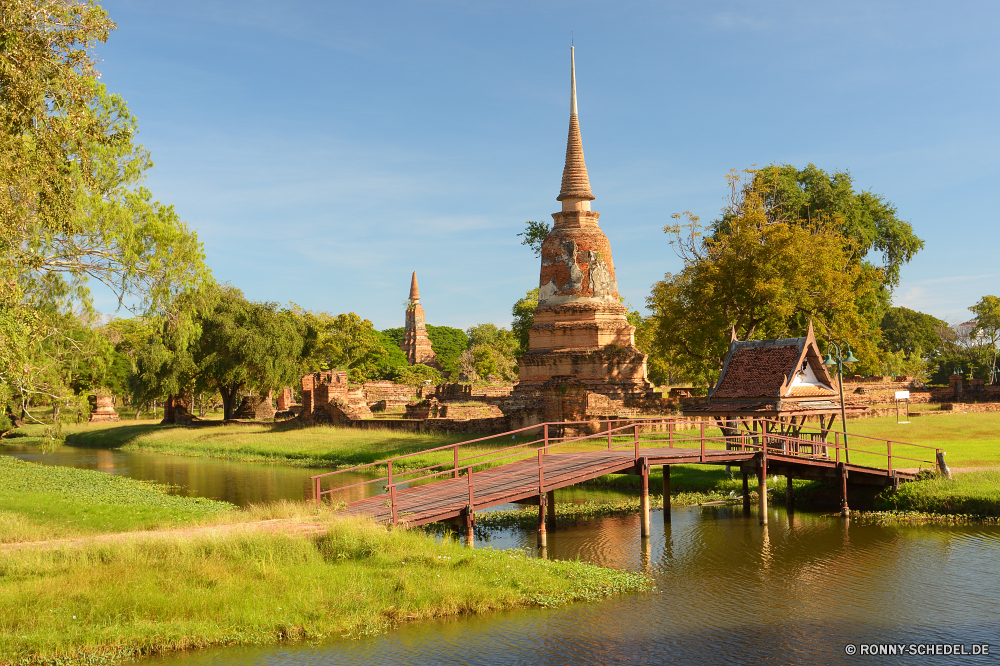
top-left (65, 424), bottom-right (164, 448)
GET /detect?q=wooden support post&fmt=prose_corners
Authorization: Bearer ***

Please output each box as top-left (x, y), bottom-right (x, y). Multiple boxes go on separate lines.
top-left (742, 468), bottom-right (750, 514)
top-left (662, 465), bottom-right (671, 520)
top-left (453, 445), bottom-right (459, 478)
top-left (640, 458), bottom-right (651, 537)
top-left (464, 506), bottom-right (474, 546)
top-left (839, 463), bottom-right (850, 517)
top-left (758, 453), bottom-right (768, 525)
top-left (546, 490), bottom-right (556, 527)
top-left (937, 450), bottom-right (951, 479)
top-left (607, 419), bottom-right (612, 449)
top-left (537, 494), bottom-right (547, 547)
top-left (785, 475), bottom-right (794, 512)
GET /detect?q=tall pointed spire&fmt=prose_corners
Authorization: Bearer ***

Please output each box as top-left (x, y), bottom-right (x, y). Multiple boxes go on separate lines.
top-left (557, 46), bottom-right (595, 204)
top-left (409, 271), bottom-right (420, 301)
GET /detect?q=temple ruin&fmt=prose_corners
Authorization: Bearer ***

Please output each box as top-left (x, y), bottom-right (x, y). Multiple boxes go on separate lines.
top-left (401, 272), bottom-right (440, 369)
top-left (508, 47), bottom-right (665, 428)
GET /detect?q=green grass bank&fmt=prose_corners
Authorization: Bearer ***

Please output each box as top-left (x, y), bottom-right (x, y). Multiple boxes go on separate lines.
top-left (0, 517), bottom-right (650, 666)
top-left (0, 456), bottom-right (234, 544)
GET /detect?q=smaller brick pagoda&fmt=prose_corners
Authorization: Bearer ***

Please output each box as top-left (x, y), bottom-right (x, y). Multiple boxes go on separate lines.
top-left (401, 272), bottom-right (440, 368)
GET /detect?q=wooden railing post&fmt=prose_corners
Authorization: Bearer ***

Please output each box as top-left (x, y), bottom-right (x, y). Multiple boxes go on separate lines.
top-left (607, 420), bottom-right (612, 449)
top-left (453, 445), bottom-right (459, 479)
top-left (835, 431), bottom-right (840, 464)
top-left (314, 477), bottom-right (321, 507)
top-left (887, 440), bottom-right (892, 473)
top-left (467, 468), bottom-right (474, 510)
top-left (537, 449), bottom-right (545, 493)
top-left (390, 484), bottom-right (397, 525)
top-left (700, 421), bottom-right (705, 463)
top-left (544, 423), bottom-right (550, 454)
top-left (387, 460), bottom-right (393, 487)
top-left (633, 424), bottom-right (639, 461)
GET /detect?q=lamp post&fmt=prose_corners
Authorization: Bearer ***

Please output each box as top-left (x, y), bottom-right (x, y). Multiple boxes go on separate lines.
top-left (823, 342), bottom-right (859, 455)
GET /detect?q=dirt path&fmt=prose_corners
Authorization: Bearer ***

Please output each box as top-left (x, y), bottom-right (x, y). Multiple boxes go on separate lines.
top-left (1, 518), bottom-right (330, 552)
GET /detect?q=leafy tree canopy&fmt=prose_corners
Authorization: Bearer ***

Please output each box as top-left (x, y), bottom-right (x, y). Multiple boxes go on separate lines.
top-left (880, 307), bottom-right (946, 358)
top-left (461, 324), bottom-right (518, 382)
top-left (1, 0), bottom-right (207, 414)
top-left (196, 287), bottom-right (303, 419)
top-left (394, 363), bottom-right (442, 386)
top-left (425, 325), bottom-right (468, 378)
top-left (648, 169), bottom-right (881, 385)
top-left (741, 164), bottom-right (923, 310)
top-left (511, 288), bottom-right (538, 357)
top-left (517, 220), bottom-right (551, 258)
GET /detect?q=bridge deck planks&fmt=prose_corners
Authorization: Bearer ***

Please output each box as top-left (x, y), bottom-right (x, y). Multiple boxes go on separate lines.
top-left (335, 445), bottom-right (914, 527)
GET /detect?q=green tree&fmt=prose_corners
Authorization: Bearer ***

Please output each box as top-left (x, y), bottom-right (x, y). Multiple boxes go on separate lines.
top-left (880, 307), bottom-right (946, 358)
top-left (462, 324), bottom-right (518, 381)
top-left (746, 164), bottom-right (923, 315)
top-left (647, 169), bottom-right (880, 385)
top-left (517, 220), bottom-right (551, 257)
top-left (394, 363), bottom-right (442, 386)
top-left (195, 288), bottom-right (304, 419)
top-left (971, 296), bottom-right (1000, 381)
top-left (511, 288), bottom-right (538, 357)
top-left (1, 1), bottom-right (207, 415)
top-left (425, 325), bottom-right (468, 378)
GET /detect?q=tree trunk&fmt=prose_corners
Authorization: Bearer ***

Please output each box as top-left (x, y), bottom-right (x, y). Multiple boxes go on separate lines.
top-left (220, 385), bottom-right (240, 421)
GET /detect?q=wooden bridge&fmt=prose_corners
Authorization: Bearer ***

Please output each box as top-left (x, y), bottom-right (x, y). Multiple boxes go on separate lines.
top-left (312, 418), bottom-right (947, 540)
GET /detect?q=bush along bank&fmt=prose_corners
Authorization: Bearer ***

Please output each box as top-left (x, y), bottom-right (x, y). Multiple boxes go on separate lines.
top-left (870, 470), bottom-right (1000, 519)
top-left (0, 517), bottom-right (652, 666)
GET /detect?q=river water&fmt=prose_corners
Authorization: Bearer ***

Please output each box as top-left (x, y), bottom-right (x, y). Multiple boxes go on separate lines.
top-left (3, 444), bottom-right (999, 664)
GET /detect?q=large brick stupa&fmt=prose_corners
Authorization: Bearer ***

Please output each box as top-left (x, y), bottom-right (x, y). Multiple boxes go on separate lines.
top-left (511, 47), bottom-right (657, 426)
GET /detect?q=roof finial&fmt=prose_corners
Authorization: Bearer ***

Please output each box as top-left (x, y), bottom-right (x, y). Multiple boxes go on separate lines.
top-left (570, 46), bottom-right (578, 116)
top-left (409, 271), bottom-right (420, 301)
top-left (557, 46), bottom-right (594, 204)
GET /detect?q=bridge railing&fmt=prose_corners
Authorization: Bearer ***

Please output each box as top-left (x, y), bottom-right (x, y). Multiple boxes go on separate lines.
top-left (312, 416), bottom-right (942, 518)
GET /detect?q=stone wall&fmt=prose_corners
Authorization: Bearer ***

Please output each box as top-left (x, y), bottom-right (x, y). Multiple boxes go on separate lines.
top-left (362, 381), bottom-right (417, 406)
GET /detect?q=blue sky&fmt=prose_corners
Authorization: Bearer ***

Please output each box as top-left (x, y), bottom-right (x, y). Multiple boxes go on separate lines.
top-left (94, 0), bottom-right (1000, 329)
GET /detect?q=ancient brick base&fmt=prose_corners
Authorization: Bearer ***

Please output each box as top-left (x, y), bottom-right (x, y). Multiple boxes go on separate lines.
top-left (87, 394), bottom-right (120, 423)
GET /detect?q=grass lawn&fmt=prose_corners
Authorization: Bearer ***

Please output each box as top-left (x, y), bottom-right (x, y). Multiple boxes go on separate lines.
top-left (846, 412), bottom-right (1000, 468)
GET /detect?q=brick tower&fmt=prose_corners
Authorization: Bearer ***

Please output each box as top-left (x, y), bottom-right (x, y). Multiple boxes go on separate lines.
top-left (401, 272), bottom-right (439, 367)
top-left (513, 47), bottom-right (654, 424)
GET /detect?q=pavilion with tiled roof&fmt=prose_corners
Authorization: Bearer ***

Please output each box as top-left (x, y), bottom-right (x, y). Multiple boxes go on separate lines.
top-left (684, 323), bottom-right (866, 443)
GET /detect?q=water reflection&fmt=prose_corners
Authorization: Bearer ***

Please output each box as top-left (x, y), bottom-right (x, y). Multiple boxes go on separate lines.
top-left (145, 506), bottom-right (1000, 666)
top-left (0, 443), bottom-right (383, 507)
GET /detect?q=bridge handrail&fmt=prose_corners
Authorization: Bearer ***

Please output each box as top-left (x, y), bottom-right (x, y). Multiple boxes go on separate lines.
top-left (314, 416), bottom-right (940, 507)
top-left (314, 419), bottom-right (666, 503)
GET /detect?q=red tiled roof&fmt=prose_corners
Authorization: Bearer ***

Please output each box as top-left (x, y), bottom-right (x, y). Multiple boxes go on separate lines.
top-left (712, 346), bottom-right (801, 398)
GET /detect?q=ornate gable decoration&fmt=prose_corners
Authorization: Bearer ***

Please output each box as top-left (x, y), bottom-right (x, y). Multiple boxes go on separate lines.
top-left (710, 322), bottom-right (836, 401)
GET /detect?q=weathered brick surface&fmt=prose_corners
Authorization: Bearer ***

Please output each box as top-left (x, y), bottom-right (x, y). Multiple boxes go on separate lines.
top-left (401, 272), bottom-right (440, 369)
top-left (362, 381), bottom-right (417, 406)
top-left (233, 391), bottom-right (275, 420)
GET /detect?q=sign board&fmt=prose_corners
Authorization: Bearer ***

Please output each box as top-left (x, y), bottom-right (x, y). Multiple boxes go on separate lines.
top-left (895, 390), bottom-right (910, 400)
